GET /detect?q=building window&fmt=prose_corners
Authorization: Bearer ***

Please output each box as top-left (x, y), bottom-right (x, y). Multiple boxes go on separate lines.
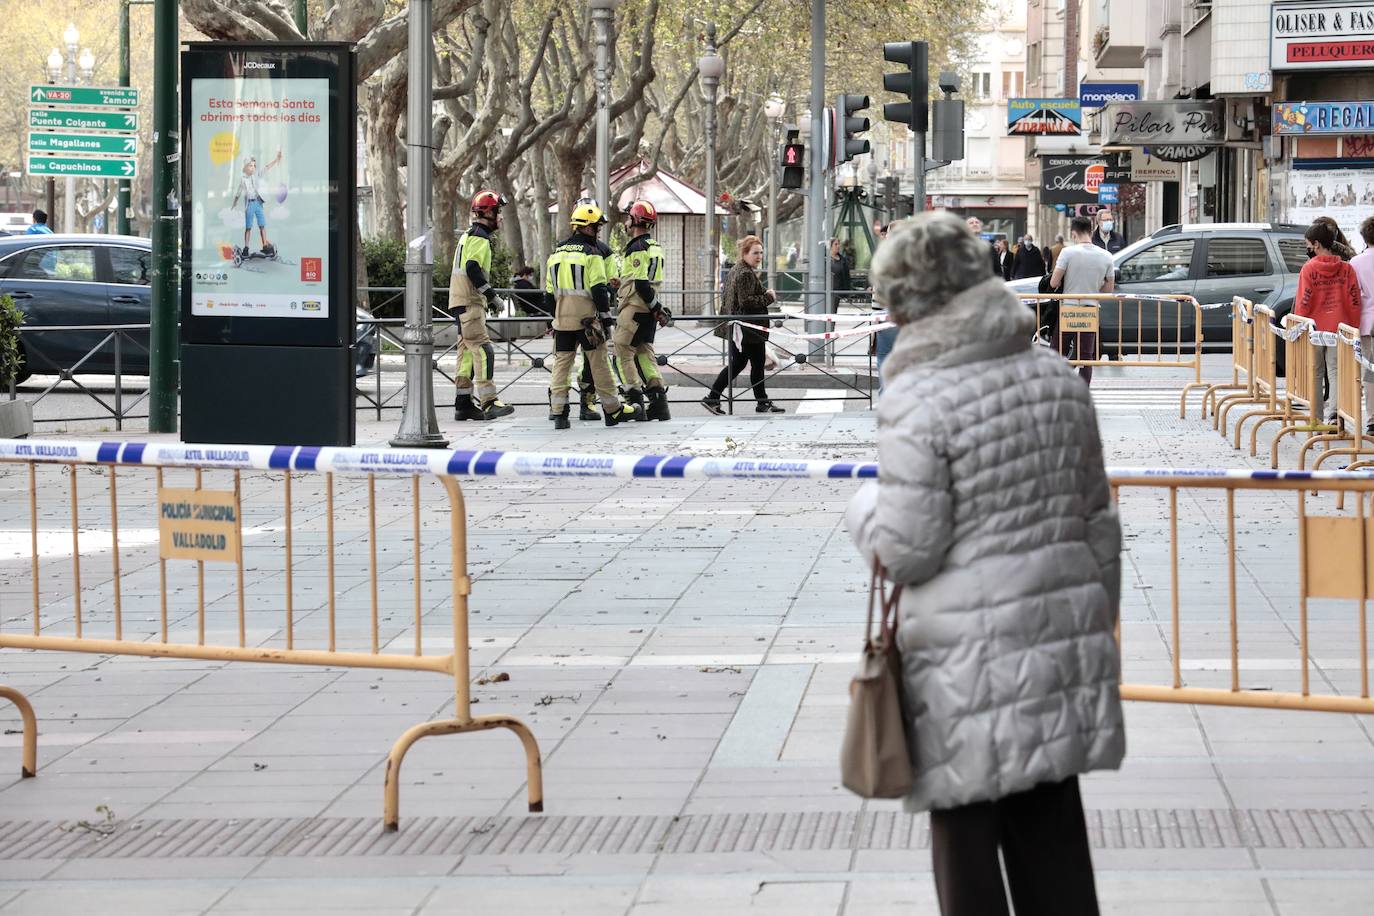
top-left (967, 137), bottom-right (992, 176)
top-left (972, 71), bottom-right (992, 100)
top-left (1001, 70), bottom-right (1024, 100)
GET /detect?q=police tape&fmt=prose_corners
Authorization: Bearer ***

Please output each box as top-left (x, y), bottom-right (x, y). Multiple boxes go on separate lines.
top-left (717, 319), bottom-right (894, 342)
top-left (0, 439), bottom-right (880, 480)
top-left (14, 437), bottom-right (1374, 484)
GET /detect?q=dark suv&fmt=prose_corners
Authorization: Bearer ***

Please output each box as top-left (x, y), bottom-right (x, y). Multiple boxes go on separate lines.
top-left (1008, 222), bottom-right (1309, 357)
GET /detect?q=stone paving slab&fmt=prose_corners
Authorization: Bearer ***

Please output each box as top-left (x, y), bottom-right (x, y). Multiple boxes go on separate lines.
top-left (2, 389), bottom-right (1374, 912)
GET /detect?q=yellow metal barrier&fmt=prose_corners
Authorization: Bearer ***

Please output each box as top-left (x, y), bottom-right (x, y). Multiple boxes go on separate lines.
top-left (1019, 292), bottom-right (1204, 387)
top-left (1200, 297), bottom-right (1255, 423)
top-left (1232, 305), bottom-right (1293, 455)
top-left (1112, 472), bottom-right (1372, 713)
top-left (0, 457), bottom-right (543, 832)
top-left (1212, 300), bottom-right (1264, 434)
top-left (1300, 324), bottom-right (1374, 479)
top-left (1265, 314), bottom-right (1336, 468)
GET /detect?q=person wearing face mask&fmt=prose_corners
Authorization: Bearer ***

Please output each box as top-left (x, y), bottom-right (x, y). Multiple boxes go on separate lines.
top-left (1011, 233), bottom-right (1048, 280)
top-left (1091, 210), bottom-right (1126, 255)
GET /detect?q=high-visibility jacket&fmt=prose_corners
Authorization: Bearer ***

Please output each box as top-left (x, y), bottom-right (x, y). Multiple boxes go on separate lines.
top-left (544, 233), bottom-right (611, 332)
top-left (450, 222), bottom-right (495, 313)
top-left (618, 233), bottom-right (664, 314)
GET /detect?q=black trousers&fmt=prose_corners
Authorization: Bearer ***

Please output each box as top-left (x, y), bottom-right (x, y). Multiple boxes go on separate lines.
top-left (708, 333), bottom-right (769, 402)
top-left (930, 776), bottom-right (1099, 916)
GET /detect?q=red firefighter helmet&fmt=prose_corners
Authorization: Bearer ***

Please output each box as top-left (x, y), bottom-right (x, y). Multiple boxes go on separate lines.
top-left (627, 199), bottom-right (658, 228)
top-left (471, 189), bottom-right (506, 219)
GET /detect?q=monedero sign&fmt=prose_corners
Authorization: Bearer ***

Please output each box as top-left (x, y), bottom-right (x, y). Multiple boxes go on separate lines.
top-left (1274, 100), bottom-right (1374, 134)
top-left (1102, 100), bottom-right (1225, 147)
top-left (1272, 1), bottom-right (1374, 71)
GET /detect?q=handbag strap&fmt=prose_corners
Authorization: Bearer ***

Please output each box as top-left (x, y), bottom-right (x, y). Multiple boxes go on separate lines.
top-left (869, 562), bottom-right (904, 645)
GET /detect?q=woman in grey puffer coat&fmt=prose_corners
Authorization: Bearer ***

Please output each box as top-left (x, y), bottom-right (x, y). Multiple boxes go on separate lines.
top-left (847, 212), bottom-right (1124, 916)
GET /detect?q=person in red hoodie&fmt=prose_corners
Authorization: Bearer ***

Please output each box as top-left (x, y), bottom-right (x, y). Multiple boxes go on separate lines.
top-left (1295, 220), bottom-right (1363, 423)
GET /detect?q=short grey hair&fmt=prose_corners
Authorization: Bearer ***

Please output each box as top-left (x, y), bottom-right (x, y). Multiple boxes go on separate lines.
top-left (872, 211), bottom-right (993, 324)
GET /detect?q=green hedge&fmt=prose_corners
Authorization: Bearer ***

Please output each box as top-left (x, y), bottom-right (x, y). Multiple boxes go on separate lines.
top-left (362, 236), bottom-right (513, 319)
top-left (0, 294), bottom-right (24, 384)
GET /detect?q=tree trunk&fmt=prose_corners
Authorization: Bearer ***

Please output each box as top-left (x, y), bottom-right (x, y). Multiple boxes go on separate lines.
top-left (529, 145), bottom-right (554, 264)
top-left (364, 60), bottom-right (407, 242)
top-left (492, 172), bottom-right (527, 271)
top-left (433, 184), bottom-right (460, 272)
top-left (555, 148), bottom-right (588, 230)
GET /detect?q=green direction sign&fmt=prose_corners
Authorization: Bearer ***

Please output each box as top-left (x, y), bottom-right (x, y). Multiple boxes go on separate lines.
top-left (28, 132), bottom-right (138, 155)
top-left (30, 84), bottom-right (140, 109)
top-left (27, 155), bottom-right (138, 179)
top-left (29, 108), bottom-right (138, 132)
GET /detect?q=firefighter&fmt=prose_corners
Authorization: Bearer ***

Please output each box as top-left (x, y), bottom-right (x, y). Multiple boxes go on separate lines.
top-left (614, 199), bottom-right (672, 420)
top-left (450, 189), bottom-right (515, 421)
top-left (544, 202), bottom-right (645, 428)
top-left (559, 198), bottom-right (620, 421)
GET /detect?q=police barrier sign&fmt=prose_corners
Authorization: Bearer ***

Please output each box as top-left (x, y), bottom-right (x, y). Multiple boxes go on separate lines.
top-left (1059, 305), bottom-right (1100, 334)
top-left (158, 487), bottom-right (241, 562)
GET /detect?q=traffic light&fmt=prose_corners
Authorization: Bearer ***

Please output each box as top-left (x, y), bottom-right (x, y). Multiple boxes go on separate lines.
top-left (835, 94), bottom-right (871, 163)
top-left (779, 125), bottom-right (805, 190)
top-left (882, 40), bottom-right (928, 132)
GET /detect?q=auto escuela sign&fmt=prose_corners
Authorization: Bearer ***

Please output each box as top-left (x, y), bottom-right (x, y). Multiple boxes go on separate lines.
top-left (1272, 1), bottom-right (1374, 71)
top-left (1008, 98), bottom-right (1081, 135)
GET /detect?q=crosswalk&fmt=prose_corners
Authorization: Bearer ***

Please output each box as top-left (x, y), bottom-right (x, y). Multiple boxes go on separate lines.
top-left (788, 386), bottom-right (1188, 415)
top-left (1090, 387), bottom-right (1185, 412)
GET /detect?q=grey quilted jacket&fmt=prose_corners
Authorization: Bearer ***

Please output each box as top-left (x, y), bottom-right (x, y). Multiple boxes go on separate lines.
top-left (847, 276), bottom-right (1125, 812)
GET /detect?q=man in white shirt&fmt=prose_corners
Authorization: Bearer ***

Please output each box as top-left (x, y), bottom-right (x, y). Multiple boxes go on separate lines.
top-left (1050, 215), bottom-right (1115, 384)
top-left (1352, 217), bottom-right (1374, 432)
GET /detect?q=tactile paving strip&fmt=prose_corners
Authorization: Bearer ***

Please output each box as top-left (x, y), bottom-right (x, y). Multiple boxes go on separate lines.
top-left (2, 808), bottom-right (1373, 860)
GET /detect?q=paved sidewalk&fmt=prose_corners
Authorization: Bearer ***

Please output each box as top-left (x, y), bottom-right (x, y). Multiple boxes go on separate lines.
top-left (1, 387), bottom-right (1372, 914)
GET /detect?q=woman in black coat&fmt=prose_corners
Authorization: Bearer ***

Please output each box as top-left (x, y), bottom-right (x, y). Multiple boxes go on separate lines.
top-left (703, 235), bottom-right (784, 414)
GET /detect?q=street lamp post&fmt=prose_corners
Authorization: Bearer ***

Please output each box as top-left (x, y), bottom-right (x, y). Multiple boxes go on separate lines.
top-left (390, 0), bottom-right (447, 449)
top-left (44, 48), bottom-right (61, 228)
top-left (763, 94), bottom-right (785, 292)
top-left (589, 0), bottom-right (620, 213)
top-left (61, 23), bottom-right (92, 234)
top-left (697, 23), bottom-right (724, 315)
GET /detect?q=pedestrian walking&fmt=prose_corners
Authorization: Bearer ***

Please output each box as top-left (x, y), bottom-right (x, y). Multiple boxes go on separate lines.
top-left (1091, 209), bottom-right (1126, 254)
top-left (846, 210), bottom-right (1123, 916)
top-left (614, 200), bottom-right (672, 421)
top-left (511, 266), bottom-right (547, 316)
top-left (1050, 216), bottom-right (1115, 384)
top-left (1011, 233), bottom-right (1047, 280)
top-left (830, 238), bottom-right (852, 302)
top-left (871, 223), bottom-right (897, 395)
top-left (544, 202), bottom-right (645, 428)
top-left (450, 190), bottom-right (515, 421)
top-left (1315, 215), bottom-right (1356, 261)
top-left (25, 210), bottom-right (52, 235)
top-left (1295, 219), bottom-right (1362, 424)
top-left (702, 235), bottom-right (784, 414)
top-left (1048, 233), bottom-right (1065, 272)
top-left (992, 238), bottom-right (1013, 281)
top-left (1352, 217), bottom-right (1374, 433)
top-left (966, 216), bottom-right (1000, 278)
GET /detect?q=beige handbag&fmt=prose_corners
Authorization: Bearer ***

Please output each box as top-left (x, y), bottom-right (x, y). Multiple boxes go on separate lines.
top-left (840, 565), bottom-right (912, 799)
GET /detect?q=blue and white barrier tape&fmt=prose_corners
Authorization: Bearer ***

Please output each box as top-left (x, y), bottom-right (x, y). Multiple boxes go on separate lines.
top-left (11, 438), bottom-right (1374, 482)
top-left (0, 439), bottom-right (878, 481)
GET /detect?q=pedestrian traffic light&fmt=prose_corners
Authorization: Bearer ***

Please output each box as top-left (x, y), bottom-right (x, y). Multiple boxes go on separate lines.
top-left (835, 94), bottom-right (871, 163)
top-left (779, 125), bottom-right (805, 190)
top-left (882, 40), bottom-right (928, 132)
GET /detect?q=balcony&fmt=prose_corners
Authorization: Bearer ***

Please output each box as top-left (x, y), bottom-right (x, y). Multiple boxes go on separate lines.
top-left (1090, 0), bottom-right (1149, 69)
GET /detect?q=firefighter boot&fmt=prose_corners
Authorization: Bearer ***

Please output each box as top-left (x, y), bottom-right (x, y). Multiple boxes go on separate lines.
top-left (481, 399), bottom-right (515, 420)
top-left (646, 387), bottom-right (671, 421)
top-left (579, 389), bottom-right (602, 421)
top-left (454, 392), bottom-right (486, 421)
top-left (604, 402), bottom-right (646, 426)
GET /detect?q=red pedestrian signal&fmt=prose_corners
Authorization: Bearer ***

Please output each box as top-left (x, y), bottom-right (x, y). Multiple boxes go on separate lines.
top-left (783, 144), bottom-right (802, 166)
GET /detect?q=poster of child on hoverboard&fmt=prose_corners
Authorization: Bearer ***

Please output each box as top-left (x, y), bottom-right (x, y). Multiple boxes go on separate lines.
top-left (189, 75), bottom-right (330, 319)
